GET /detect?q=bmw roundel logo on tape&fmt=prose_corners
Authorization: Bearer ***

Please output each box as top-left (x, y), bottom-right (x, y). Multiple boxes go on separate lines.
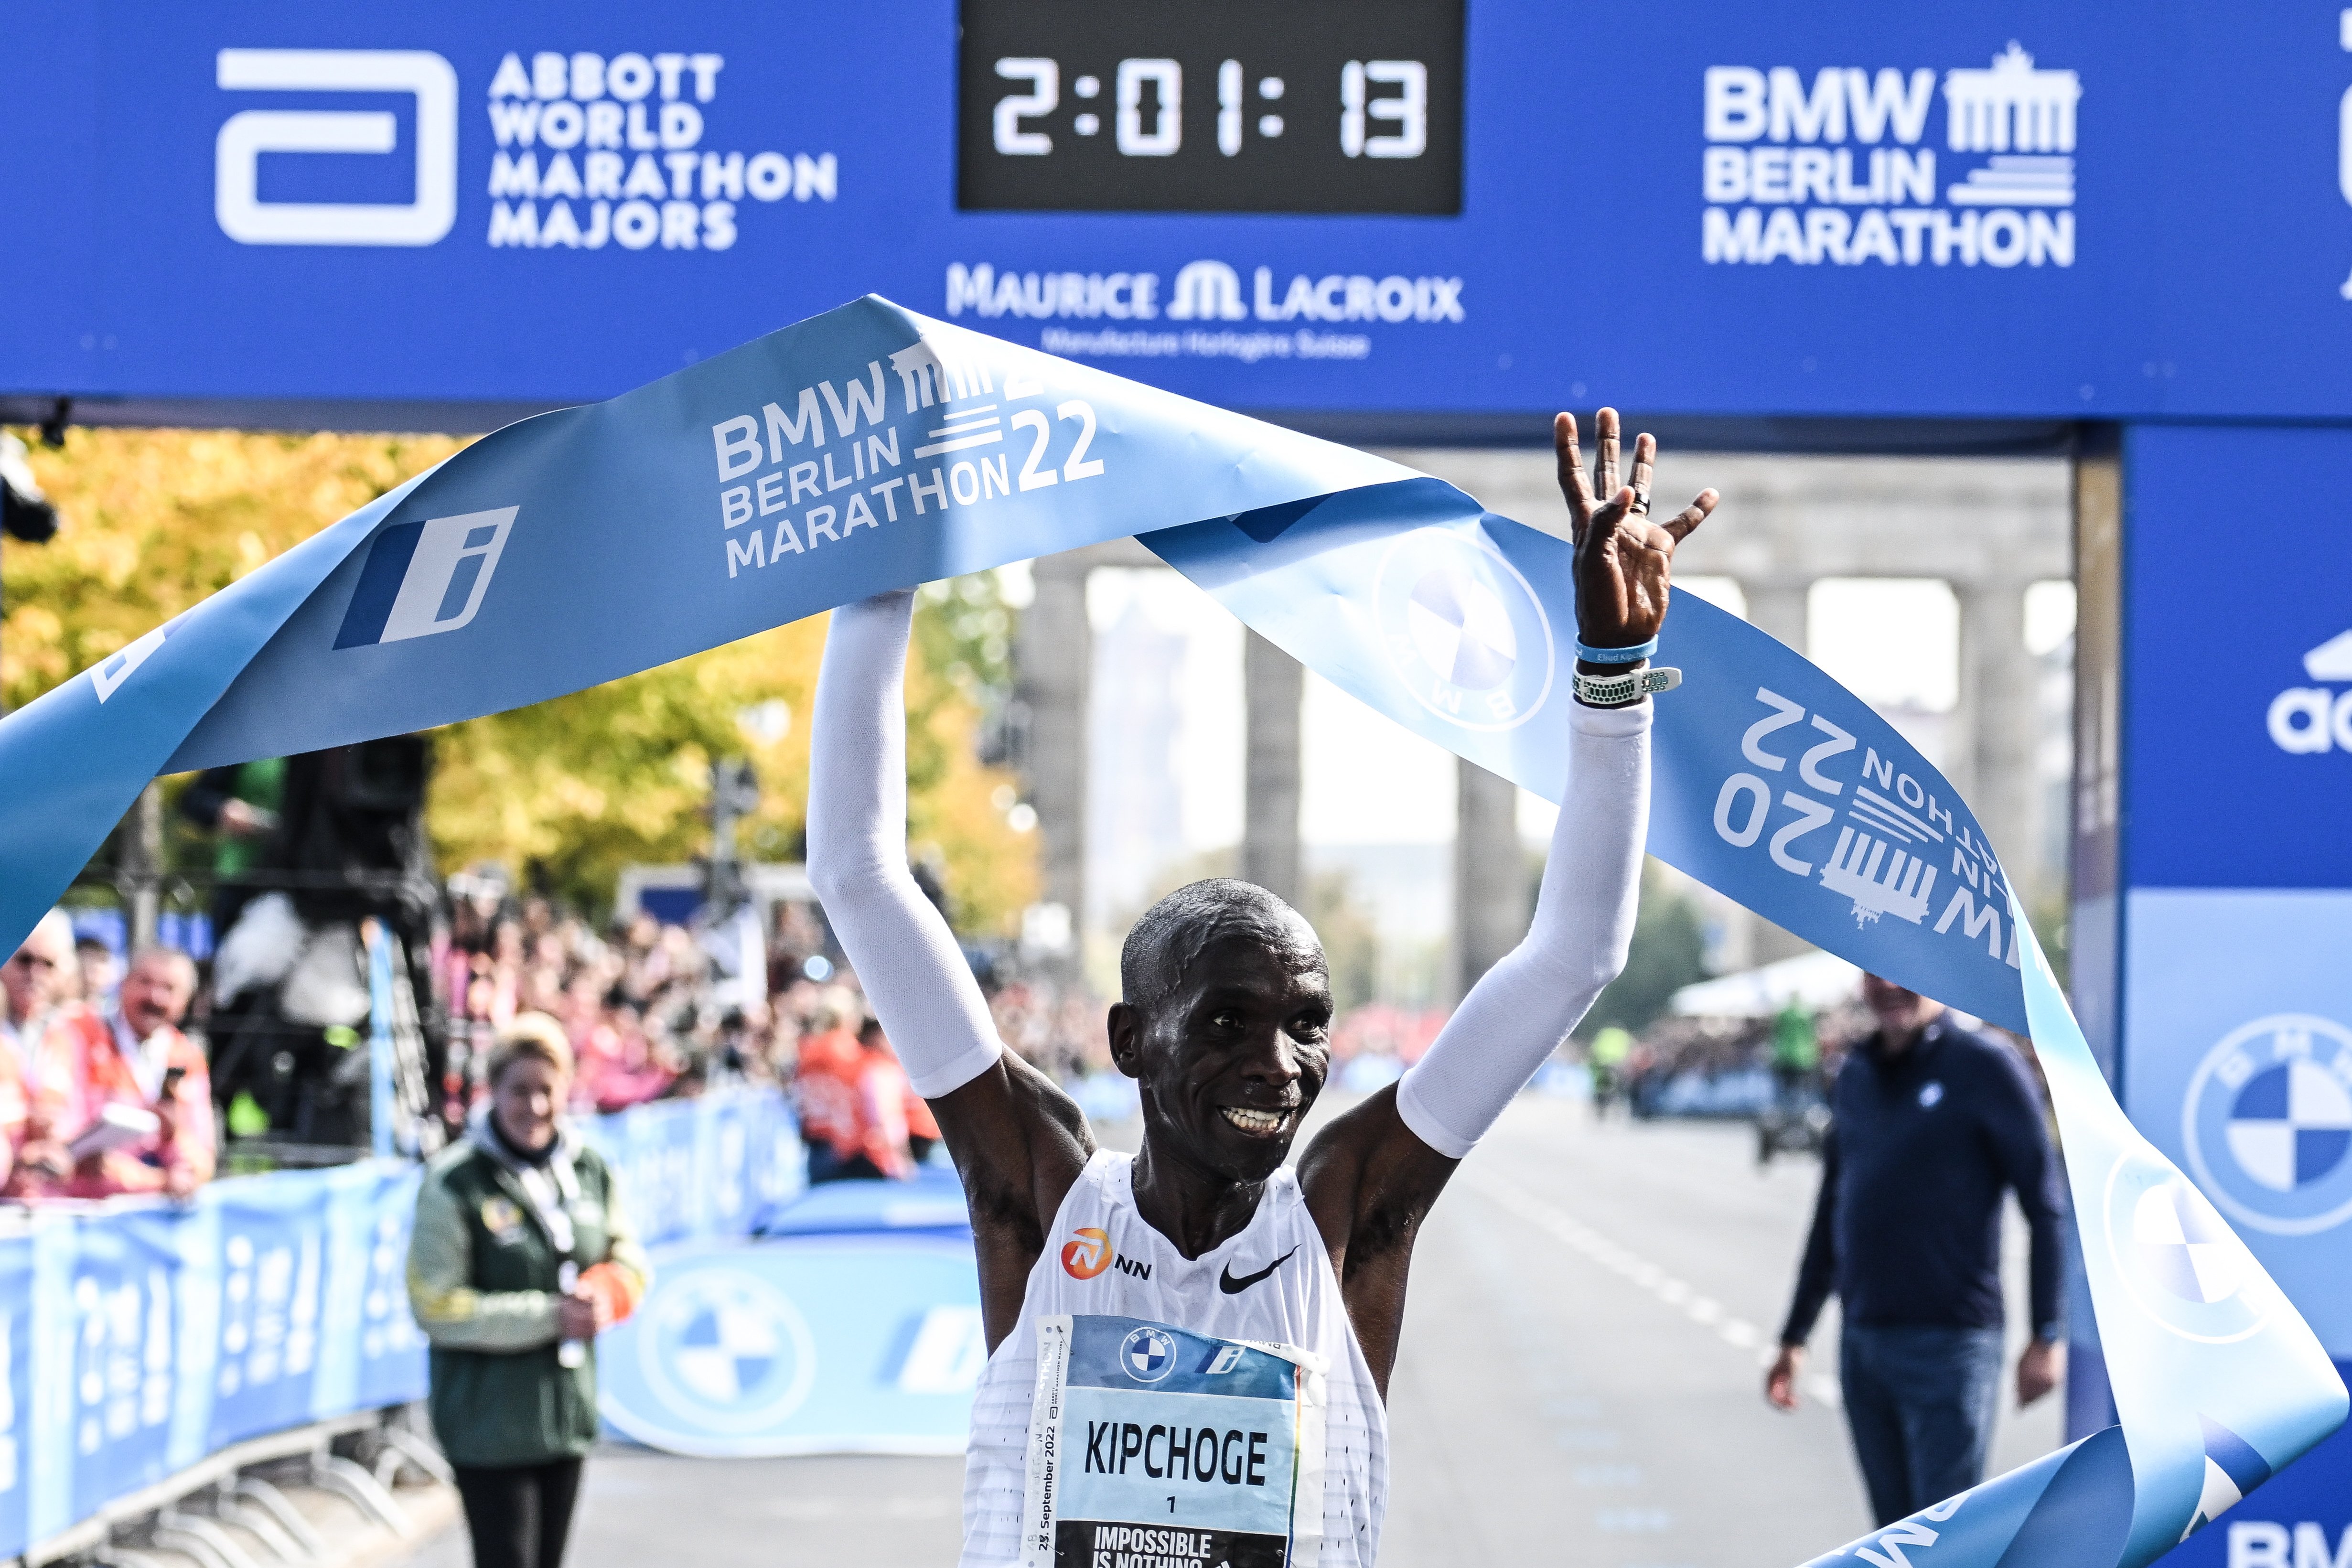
top-left (2183, 1013), bottom-right (2352, 1237)
top-left (639, 1265), bottom-right (818, 1434)
top-left (2101, 1150), bottom-right (2274, 1344)
top-left (1375, 526), bottom-right (1554, 732)
top-left (1118, 1325), bottom-right (1180, 1384)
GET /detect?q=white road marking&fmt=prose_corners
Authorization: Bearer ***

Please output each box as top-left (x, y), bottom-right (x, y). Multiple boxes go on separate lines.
top-left (1461, 1168), bottom-right (1845, 1405)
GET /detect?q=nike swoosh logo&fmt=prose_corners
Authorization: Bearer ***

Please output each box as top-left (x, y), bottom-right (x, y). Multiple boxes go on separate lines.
top-left (1217, 1247), bottom-right (1298, 1295)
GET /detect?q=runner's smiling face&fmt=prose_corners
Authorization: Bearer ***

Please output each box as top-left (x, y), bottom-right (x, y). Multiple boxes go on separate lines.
top-left (1116, 931), bottom-right (1333, 1184)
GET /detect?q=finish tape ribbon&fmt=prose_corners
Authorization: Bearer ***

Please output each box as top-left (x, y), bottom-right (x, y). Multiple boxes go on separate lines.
top-left (0, 297), bottom-right (2339, 1568)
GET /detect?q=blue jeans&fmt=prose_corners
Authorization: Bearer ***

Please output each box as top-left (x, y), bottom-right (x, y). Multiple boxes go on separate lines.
top-left (1839, 1324), bottom-right (2006, 1526)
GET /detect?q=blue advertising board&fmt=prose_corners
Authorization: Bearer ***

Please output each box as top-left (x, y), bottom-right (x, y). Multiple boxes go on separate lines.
top-left (577, 1085), bottom-right (804, 1247)
top-left (0, 1163), bottom-right (428, 1556)
top-left (0, 1087), bottom-right (802, 1560)
top-left (2118, 425), bottom-right (2352, 1567)
top-left (7, 3), bottom-right (2352, 429)
top-left (0, 1231), bottom-right (28, 1557)
top-left (596, 1234), bottom-right (984, 1458)
top-left (2119, 426), bottom-right (2352, 1356)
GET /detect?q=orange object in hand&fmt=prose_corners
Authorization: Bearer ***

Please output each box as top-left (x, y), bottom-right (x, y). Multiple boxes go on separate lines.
top-left (575, 1261), bottom-right (644, 1328)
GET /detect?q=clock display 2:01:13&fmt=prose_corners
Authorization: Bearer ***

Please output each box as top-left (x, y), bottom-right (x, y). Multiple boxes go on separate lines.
top-left (955, 0), bottom-right (1463, 215)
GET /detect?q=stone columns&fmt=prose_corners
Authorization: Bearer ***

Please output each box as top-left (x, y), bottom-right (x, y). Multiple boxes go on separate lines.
top-left (1241, 631), bottom-right (1305, 907)
top-left (1453, 759), bottom-right (1525, 999)
top-left (1741, 579), bottom-right (1811, 659)
top-left (1956, 580), bottom-right (2039, 879)
top-left (1016, 556), bottom-right (1093, 952)
top-left (125, 784), bottom-right (163, 949)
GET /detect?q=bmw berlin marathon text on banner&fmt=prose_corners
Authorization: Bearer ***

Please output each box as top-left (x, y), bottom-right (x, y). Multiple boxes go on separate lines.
top-left (0, 294), bottom-right (2345, 1568)
top-left (7, 2), bottom-right (2352, 1566)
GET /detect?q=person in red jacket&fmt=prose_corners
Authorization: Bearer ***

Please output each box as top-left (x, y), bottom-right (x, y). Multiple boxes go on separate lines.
top-left (49, 947), bottom-right (215, 1199)
top-left (795, 1005), bottom-right (929, 1182)
top-left (794, 1003), bottom-right (870, 1182)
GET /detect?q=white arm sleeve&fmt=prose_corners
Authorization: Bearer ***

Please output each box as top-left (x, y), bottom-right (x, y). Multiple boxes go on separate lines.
top-left (1394, 699), bottom-right (1652, 1158)
top-left (805, 591), bottom-right (1005, 1098)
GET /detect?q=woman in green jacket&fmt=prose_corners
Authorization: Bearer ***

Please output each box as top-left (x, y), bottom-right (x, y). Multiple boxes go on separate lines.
top-left (408, 1014), bottom-right (650, 1568)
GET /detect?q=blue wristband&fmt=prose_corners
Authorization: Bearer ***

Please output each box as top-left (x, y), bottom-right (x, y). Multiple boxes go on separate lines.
top-left (1575, 636), bottom-right (1658, 665)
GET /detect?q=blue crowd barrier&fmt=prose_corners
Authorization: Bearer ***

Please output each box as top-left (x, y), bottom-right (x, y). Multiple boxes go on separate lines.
top-left (575, 1086), bottom-right (805, 1247)
top-left (596, 1232), bottom-right (983, 1458)
top-left (0, 1085), bottom-right (801, 1560)
top-left (0, 1161), bottom-right (425, 1557)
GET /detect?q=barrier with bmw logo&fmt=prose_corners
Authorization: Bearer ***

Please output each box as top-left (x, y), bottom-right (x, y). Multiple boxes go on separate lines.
top-left (0, 296), bottom-right (2344, 1568)
top-left (580, 1089), bottom-right (1001, 1456)
top-left (594, 1229), bottom-right (985, 1458)
top-left (595, 1161), bottom-right (988, 1457)
top-left (0, 1087), bottom-right (809, 1561)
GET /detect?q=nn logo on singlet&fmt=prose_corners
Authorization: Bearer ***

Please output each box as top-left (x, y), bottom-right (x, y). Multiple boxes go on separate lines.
top-left (1060, 1227), bottom-right (1151, 1281)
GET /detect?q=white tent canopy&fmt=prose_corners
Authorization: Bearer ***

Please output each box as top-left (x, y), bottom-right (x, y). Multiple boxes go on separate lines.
top-left (1668, 949), bottom-right (1863, 1020)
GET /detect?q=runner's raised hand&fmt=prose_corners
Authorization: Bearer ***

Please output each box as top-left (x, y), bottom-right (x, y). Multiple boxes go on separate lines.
top-left (1554, 408), bottom-right (1717, 654)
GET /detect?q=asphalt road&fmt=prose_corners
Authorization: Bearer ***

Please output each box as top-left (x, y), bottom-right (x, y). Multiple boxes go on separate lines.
top-left (404, 1096), bottom-right (2063, 1568)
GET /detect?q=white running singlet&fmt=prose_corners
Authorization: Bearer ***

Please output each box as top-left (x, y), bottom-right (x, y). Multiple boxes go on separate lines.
top-left (961, 1150), bottom-right (1386, 1568)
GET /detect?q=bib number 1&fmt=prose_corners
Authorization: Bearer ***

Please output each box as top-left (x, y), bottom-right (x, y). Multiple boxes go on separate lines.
top-left (1020, 1314), bottom-right (1326, 1568)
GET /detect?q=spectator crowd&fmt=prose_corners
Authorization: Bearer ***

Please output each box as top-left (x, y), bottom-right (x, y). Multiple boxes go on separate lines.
top-left (10, 867), bottom-right (1806, 1209)
top-left (0, 872), bottom-right (1166, 1207)
top-left (436, 883), bottom-right (1131, 1185)
top-left (0, 908), bottom-right (214, 1199)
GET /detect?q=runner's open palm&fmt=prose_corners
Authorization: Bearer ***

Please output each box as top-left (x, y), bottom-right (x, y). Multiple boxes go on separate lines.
top-left (1554, 409), bottom-right (1717, 651)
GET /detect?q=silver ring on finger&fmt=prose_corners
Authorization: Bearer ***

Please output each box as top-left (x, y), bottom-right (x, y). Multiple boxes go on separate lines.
top-left (1630, 486), bottom-right (1652, 515)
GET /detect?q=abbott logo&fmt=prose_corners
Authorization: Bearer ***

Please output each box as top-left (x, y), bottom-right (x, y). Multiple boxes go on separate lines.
top-left (334, 508), bottom-right (516, 648)
top-left (216, 49), bottom-right (457, 246)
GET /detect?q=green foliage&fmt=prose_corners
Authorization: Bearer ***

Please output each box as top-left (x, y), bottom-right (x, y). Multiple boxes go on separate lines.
top-left (7, 430), bottom-right (1038, 933)
top-left (1578, 859), bottom-right (1711, 1038)
top-left (914, 573), bottom-right (1015, 698)
top-left (2031, 888), bottom-right (2071, 996)
top-left (1301, 870), bottom-right (1380, 1012)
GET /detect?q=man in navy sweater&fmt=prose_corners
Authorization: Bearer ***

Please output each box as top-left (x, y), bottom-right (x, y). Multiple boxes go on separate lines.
top-left (1765, 973), bottom-right (2067, 1526)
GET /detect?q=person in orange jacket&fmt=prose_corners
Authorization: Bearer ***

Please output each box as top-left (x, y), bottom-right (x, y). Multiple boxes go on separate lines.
top-left (47, 947), bottom-right (215, 1199)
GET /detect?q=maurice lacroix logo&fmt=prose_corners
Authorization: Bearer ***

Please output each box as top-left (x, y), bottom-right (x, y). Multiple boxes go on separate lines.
top-left (941, 257), bottom-right (1466, 369)
top-left (215, 47), bottom-right (836, 254)
top-left (1700, 42), bottom-right (2079, 270)
top-left (2266, 629), bottom-right (2352, 753)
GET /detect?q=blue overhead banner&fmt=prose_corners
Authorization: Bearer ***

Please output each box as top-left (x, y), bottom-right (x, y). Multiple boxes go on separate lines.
top-left (0, 295), bottom-right (2341, 1568)
top-left (7, 3), bottom-right (2352, 426)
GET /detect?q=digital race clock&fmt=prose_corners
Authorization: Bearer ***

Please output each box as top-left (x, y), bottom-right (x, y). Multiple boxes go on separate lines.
top-left (957, 0), bottom-right (1463, 215)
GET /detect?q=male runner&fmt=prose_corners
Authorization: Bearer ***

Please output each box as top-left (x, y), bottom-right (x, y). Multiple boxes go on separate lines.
top-left (807, 411), bottom-right (1715, 1568)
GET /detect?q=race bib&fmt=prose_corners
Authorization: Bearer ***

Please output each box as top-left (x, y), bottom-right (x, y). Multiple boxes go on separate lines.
top-left (1020, 1314), bottom-right (1327, 1568)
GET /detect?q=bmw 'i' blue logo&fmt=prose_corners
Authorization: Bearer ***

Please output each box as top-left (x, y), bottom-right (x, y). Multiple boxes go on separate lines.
top-left (1375, 527), bottom-right (1555, 733)
top-left (2184, 1014), bottom-right (2352, 1237)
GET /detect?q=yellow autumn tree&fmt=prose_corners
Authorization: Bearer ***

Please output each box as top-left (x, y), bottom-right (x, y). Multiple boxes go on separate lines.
top-left (6, 428), bottom-right (1036, 933)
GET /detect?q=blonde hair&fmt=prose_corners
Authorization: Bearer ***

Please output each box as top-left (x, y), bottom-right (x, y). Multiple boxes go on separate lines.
top-left (485, 1011), bottom-right (574, 1088)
